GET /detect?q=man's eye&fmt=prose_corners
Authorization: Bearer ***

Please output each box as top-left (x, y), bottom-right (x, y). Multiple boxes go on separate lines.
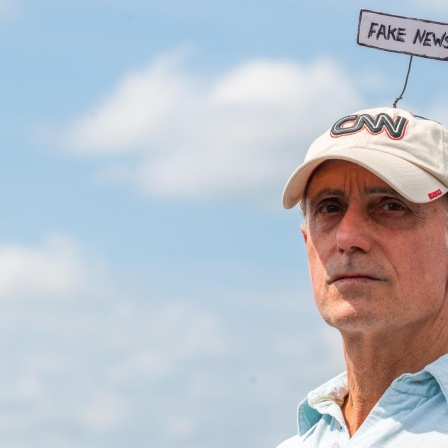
top-left (382, 202), bottom-right (404, 211)
top-left (319, 204), bottom-right (341, 213)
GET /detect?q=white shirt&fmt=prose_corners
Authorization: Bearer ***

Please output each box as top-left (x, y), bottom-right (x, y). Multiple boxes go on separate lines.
top-left (277, 354), bottom-right (448, 447)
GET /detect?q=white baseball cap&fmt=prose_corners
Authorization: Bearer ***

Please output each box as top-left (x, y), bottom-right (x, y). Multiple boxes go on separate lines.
top-left (282, 106), bottom-right (448, 209)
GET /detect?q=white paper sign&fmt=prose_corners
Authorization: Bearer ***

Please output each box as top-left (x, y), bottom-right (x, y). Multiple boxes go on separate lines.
top-left (358, 10), bottom-right (448, 61)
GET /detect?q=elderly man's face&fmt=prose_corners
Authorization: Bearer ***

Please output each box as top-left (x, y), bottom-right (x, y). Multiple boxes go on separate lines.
top-left (303, 160), bottom-right (448, 335)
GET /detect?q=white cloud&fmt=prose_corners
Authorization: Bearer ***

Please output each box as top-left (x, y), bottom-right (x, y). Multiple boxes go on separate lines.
top-left (1, 299), bottom-right (231, 440)
top-left (60, 52), bottom-right (364, 205)
top-left (64, 51), bottom-right (192, 154)
top-left (0, 0), bottom-right (19, 19)
top-left (105, 303), bottom-right (229, 384)
top-left (0, 234), bottom-right (106, 300)
top-left (0, 234), bottom-right (233, 445)
top-left (77, 393), bottom-right (130, 431)
top-left (0, 234), bottom-right (344, 447)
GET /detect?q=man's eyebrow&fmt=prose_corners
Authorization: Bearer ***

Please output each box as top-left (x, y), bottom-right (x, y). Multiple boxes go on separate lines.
top-left (307, 187), bottom-right (403, 207)
top-left (364, 187), bottom-right (401, 197)
top-left (307, 189), bottom-right (345, 208)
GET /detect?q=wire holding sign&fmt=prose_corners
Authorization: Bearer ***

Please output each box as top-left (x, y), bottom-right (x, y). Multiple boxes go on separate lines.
top-left (393, 56), bottom-right (413, 109)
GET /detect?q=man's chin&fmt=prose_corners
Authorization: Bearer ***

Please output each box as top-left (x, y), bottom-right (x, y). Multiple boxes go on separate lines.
top-left (320, 305), bottom-right (384, 332)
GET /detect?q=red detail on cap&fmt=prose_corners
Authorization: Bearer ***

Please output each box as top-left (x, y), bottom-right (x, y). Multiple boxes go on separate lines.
top-left (428, 189), bottom-right (443, 200)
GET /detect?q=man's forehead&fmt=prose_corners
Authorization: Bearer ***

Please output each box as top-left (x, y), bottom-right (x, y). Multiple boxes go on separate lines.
top-left (305, 160), bottom-right (401, 200)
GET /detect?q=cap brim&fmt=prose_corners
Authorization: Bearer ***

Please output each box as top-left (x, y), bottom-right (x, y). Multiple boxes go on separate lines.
top-left (282, 148), bottom-right (448, 209)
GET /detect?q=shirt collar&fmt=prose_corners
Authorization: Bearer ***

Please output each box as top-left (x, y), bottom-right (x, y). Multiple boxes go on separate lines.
top-left (422, 353), bottom-right (448, 402)
top-left (297, 371), bottom-right (348, 435)
top-left (297, 353), bottom-right (448, 436)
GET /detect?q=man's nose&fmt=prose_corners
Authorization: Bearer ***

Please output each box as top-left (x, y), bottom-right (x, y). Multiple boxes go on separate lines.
top-left (335, 205), bottom-right (371, 254)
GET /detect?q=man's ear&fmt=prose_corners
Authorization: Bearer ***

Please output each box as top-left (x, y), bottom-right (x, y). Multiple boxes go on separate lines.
top-left (301, 225), bottom-right (307, 244)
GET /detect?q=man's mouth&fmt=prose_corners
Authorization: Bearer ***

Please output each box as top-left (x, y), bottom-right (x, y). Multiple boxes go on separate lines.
top-left (328, 273), bottom-right (382, 285)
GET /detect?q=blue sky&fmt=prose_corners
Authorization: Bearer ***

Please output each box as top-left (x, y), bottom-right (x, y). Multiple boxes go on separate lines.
top-left (1, 1), bottom-right (448, 447)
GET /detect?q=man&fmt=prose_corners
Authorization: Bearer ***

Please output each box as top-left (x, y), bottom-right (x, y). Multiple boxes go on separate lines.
top-left (277, 106), bottom-right (448, 447)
